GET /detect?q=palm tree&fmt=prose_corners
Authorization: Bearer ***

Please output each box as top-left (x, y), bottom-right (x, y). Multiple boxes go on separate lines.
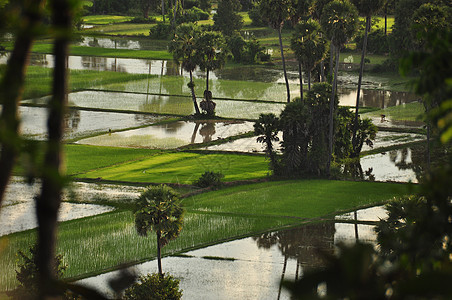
top-left (169, 23), bottom-right (201, 115)
top-left (134, 185), bottom-right (184, 276)
top-left (350, 0), bottom-right (384, 157)
top-left (320, 0), bottom-right (358, 174)
top-left (291, 20), bottom-right (328, 100)
top-left (194, 30), bottom-right (227, 95)
top-left (254, 113), bottom-right (280, 173)
top-left (259, 0), bottom-right (294, 102)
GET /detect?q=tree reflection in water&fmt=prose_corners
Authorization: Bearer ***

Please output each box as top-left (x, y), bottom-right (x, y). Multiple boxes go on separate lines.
top-left (253, 223), bottom-right (335, 299)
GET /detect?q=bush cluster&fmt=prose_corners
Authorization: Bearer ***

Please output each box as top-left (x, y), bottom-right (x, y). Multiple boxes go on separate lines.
top-left (355, 29), bottom-right (389, 54)
top-left (194, 171), bottom-right (224, 188)
top-left (123, 273), bottom-right (182, 300)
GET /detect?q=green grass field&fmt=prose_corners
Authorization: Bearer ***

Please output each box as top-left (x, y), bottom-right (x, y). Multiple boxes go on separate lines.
top-left (183, 180), bottom-right (415, 217)
top-left (65, 144), bottom-right (162, 175)
top-left (79, 151), bottom-right (269, 184)
top-left (82, 15), bottom-right (134, 25)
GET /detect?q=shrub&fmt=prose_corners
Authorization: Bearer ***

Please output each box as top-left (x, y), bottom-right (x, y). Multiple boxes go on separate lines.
top-left (193, 171), bottom-right (224, 188)
top-left (182, 7), bottom-right (210, 22)
top-left (248, 6), bottom-right (267, 27)
top-left (9, 244), bottom-right (76, 300)
top-left (128, 16), bottom-right (157, 24)
top-left (355, 29), bottom-right (389, 54)
top-left (149, 23), bottom-right (173, 40)
top-left (123, 273), bottom-right (182, 300)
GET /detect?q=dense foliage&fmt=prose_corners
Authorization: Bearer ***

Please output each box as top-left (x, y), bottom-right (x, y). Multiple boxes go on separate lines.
top-left (123, 273), bottom-right (182, 300)
top-left (193, 171), bottom-right (224, 188)
top-left (254, 83), bottom-right (376, 177)
top-left (213, 0), bottom-right (243, 36)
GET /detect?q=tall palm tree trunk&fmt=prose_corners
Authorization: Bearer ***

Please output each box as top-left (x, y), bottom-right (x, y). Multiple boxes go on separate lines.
top-left (308, 69), bottom-right (312, 91)
top-left (327, 47), bottom-right (340, 175)
top-left (162, 0), bottom-right (166, 23)
top-left (352, 16), bottom-right (371, 156)
top-left (189, 70), bottom-right (200, 114)
top-left (329, 43), bottom-right (335, 79)
top-left (278, 27), bottom-right (290, 102)
top-left (0, 0), bottom-right (45, 206)
top-left (298, 62), bottom-right (303, 101)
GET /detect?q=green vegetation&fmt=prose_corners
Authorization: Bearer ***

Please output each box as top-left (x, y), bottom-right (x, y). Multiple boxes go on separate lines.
top-left (65, 144), bottom-right (161, 175)
top-left (82, 15), bottom-right (134, 25)
top-left (79, 152), bottom-right (268, 183)
top-left (183, 180), bottom-right (413, 217)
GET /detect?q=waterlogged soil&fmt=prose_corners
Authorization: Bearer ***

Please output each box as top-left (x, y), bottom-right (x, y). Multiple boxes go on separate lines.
top-left (75, 36), bottom-right (169, 51)
top-left (77, 120), bottom-right (254, 149)
top-left (25, 91), bottom-right (287, 119)
top-left (0, 177), bottom-right (141, 236)
top-left (78, 215), bottom-right (380, 299)
top-left (1, 54), bottom-right (415, 105)
top-left (19, 106), bottom-right (170, 140)
top-left (203, 131), bottom-right (425, 154)
top-left (338, 88), bottom-right (419, 109)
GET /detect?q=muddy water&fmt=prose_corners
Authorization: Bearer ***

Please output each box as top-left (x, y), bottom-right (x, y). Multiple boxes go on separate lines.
top-left (77, 120), bottom-right (254, 149)
top-left (0, 177), bottom-right (141, 236)
top-left (19, 106), bottom-right (169, 140)
top-left (339, 88), bottom-right (419, 108)
top-left (78, 214), bottom-right (381, 299)
top-left (75, 36), bottom-right (168, 51)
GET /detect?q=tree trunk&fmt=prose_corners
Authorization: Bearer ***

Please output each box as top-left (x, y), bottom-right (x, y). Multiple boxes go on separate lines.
top-left (329, 43), bottom-right (335, 79)
top-left (308, 69), bottom-right (311, 91)
top-left (37, 0), bottom-right (71, 296)
top-left (298, 62), bottom-right (303, 101)
top-left (190, 70), bottom-right (200, 114)
top-left (206, 69), bottom-right (210, 92)
top-left (351, 15), bottom-right (371, 157)
top-left (157, 231), bottom-right (163, 276)
top-left (384, 4), bottom-right (387, 36)
top-left (162, 0), bottom-right (166, 23)
top-left (327, 47), bottom-right (340, 176)
top-left (320, 33), bottom-right (325, 82)
top-left (0, 0), bottom-right (45, 207)
top-left (278, 26), bottom-right (290, 103)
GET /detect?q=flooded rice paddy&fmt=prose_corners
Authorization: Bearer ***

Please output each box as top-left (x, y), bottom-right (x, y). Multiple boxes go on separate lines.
top-left (25, 91), bottom-right (287, 119)
top-left (19, 106), bottom-right (169, 140)
top-left (0, 37), bottom-right (429, 297)
top-left (0, 177), bottom-right (141, 236)
top-left (77, 120), bottom-right (254, 149)
top-left (79, 210), bottom-right (381, 299)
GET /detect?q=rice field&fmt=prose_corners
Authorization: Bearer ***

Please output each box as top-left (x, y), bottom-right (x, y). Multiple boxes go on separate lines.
top-left (78, 152), bottom-right (269, 184)
top-left (0, 210), bottom-right (295, 290)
